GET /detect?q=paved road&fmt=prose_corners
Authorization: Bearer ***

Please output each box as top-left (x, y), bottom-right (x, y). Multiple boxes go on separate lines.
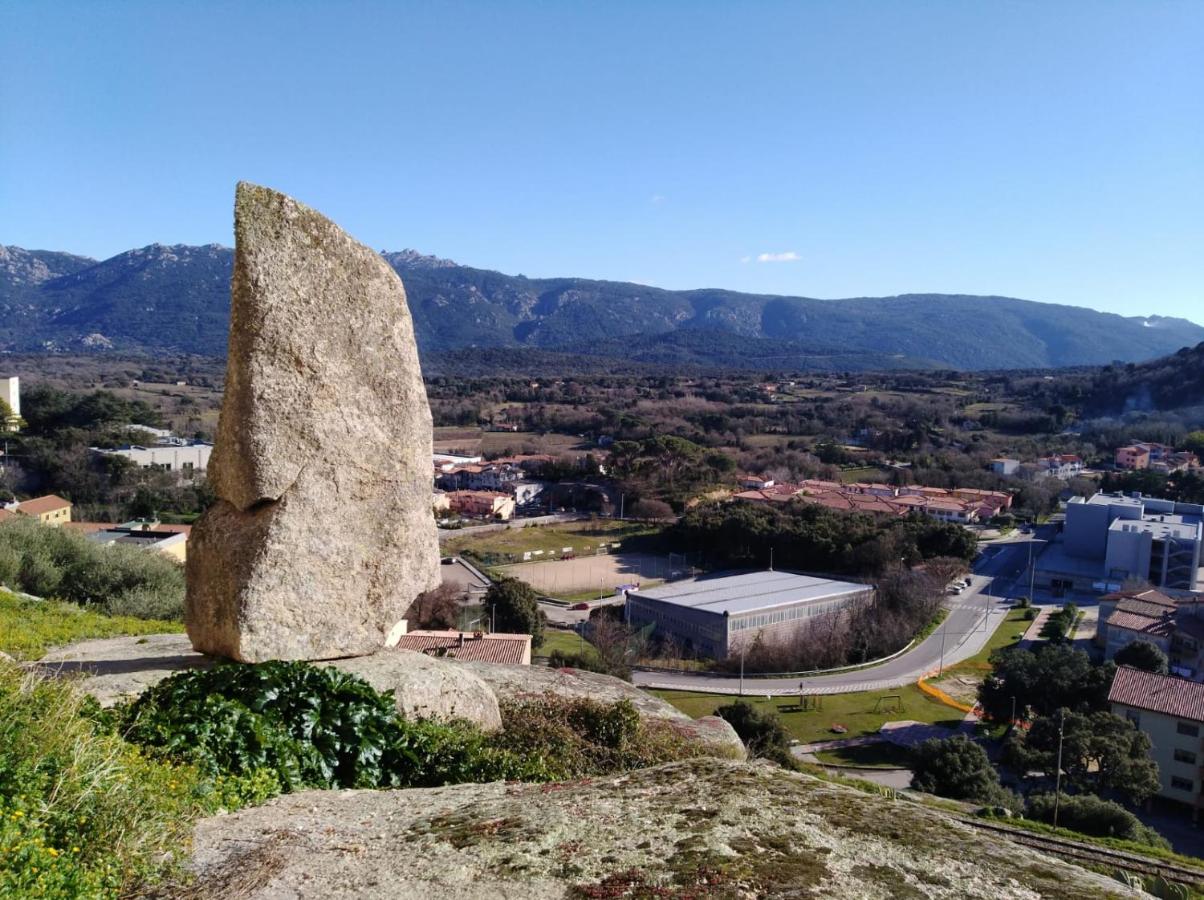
top-left (633, 527), bottom-right (1054, 696)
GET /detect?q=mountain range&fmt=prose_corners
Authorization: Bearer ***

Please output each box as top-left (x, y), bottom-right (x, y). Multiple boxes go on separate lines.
top-left (2, 242), bottom-right (1202, 371)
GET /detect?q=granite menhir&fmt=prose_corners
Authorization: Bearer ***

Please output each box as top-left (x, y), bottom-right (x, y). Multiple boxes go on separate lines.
top-left (185, 182), bottom-right (440, 661)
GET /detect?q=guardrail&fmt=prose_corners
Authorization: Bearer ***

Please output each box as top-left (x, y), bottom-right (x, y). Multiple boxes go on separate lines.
top-left (632, 636), bottom-right (919, 680)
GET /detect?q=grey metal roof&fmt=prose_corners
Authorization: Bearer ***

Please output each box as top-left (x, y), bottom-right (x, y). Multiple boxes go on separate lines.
top-left (628, 570), bottom-right (872, 617)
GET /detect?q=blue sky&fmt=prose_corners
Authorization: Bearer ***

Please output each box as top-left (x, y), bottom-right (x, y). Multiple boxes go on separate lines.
top-left (2, 1), bottom-right (1201, 321)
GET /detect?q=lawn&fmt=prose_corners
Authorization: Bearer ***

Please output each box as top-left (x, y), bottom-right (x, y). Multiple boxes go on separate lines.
top-left (838, 466), bottom-right (888, 483)
top-left (538, 628), bottom-right (598, 661)
top-left (650, 684), bottom-right (963, 745)
top-left (444, 519), bottom-right (659, 560)
top-left (0, 588), bottom-right (182, 661)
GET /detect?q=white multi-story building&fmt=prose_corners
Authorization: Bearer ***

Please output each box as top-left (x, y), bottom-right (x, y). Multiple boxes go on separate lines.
top-left (1, 376), bottom-right (19, 430)
top-left (93, 442), bottom-right (213, 475)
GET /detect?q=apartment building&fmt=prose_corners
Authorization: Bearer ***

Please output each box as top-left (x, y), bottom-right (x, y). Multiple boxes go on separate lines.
top-left (1109, 666), bottom-right (1204, 815)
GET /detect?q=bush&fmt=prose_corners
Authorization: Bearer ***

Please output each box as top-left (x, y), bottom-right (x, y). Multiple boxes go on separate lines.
top-left (0, 661), bottom-right (219, 897)
top-left (714, 700), bottom-right (796, 768)
top-left (1025, 792), bottom-right (1169, 847)
top-left (491, 696), bottom-right (707, 779)
top-left (1114, 640), bottom-right (1169, 675)
top-left (121, 660), bottom-right (535, 791)
top-left (0, 517), bottom-right (184, 618)
top-left (547, 648), bottom-right (609, 674)
top-left (911, 735), bottom-right (1016, 806)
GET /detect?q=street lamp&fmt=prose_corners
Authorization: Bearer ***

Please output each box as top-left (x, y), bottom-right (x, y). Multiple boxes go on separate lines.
top-left (1053, 708), bottom-right (1066, 829)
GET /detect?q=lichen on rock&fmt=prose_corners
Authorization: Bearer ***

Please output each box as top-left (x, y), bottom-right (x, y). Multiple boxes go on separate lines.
top-left (182, 757), bottom-right (1145, 899)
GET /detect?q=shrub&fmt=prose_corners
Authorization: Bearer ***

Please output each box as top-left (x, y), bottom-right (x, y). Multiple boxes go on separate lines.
top-left (547, 648), bottom-right (608, 674)
top-left (122, 661), bottom-right (536, 791)
top-left (1114, 640), bottom-right (1169, 675)
top-left (491, 696), bottom-right (705, 780)
top-left (714, 700), bottom-right (796, 768)
top-left (0, 517), bottom-right (184, 617)
top-left (911, 735), bottom-right (1016, 807)
top-left (1025, 792), bottom-right (1169, 847)
top-left (0, 661), bottom-right (218, 897)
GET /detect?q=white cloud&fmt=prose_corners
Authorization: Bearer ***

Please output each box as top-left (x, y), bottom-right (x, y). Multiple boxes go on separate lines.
top-left (756, 251), bottom-right (800, 263)
top-left (650, 193), bottom-right (666, 205)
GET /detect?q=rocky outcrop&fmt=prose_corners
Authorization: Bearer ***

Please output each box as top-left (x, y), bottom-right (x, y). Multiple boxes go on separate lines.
top-left (322, 652), bottom-right (503, 733)
top-left (185, 183), bottom-right (440, 662)
top-left (28, 636), bottom-right (736, 757)
top-left (182, 757), bottom-right (1142, 899)
top-left (33, 633), bottom-right (213, 707)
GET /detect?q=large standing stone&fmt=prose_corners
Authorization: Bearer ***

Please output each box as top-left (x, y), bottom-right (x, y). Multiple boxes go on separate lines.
top-left (185, 183), bottom-right (440, 662)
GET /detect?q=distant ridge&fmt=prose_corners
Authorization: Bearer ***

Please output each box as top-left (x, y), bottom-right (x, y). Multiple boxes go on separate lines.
top-left (2, 242), bottom-right (1202, 370)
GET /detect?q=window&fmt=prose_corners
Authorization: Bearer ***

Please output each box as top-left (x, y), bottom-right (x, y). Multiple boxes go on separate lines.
top-left (1171, 776), bottom-right (1194, 792)
top-left (1178, 722), bottom-right (1200, 737)
top-left (1125, 711), bottom-right (1141, 728)
top-left (1175, 749), bottom-right (1198, 765)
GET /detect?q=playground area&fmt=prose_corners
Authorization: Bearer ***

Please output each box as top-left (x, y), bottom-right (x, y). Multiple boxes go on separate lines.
top-left (497, 551), bottom-right (680, 597)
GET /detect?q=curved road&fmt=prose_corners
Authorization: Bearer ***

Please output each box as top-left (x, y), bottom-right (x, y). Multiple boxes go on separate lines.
top-left (632, 527), bottom-right (1051, 696)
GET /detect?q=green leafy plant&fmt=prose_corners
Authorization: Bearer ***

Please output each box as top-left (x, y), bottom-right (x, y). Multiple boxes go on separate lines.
top-left (121, 660), bottom-right (536, 791)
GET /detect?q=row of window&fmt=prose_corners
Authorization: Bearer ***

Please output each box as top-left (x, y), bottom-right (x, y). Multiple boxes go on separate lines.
top-left (728, 594), bottom-right (867, 633)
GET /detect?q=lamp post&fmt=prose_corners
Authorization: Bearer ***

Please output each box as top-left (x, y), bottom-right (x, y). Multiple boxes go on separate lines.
top-left (739, 645), bottom-right (746, 697)
top-left (1053, 708), bottom-right (1066, 829)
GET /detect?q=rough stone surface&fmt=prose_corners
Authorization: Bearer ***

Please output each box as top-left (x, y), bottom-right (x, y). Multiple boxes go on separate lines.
top-left (186, 182), bottom-right (440, 662)
top-left (459, 659), bottom-right (746, 759)
top-left (181, 757), bottom-right (1143, 899)
top-left (32, 633), bottom-right (214, 706)
top-left (323, 651), bottom-right (503, 733)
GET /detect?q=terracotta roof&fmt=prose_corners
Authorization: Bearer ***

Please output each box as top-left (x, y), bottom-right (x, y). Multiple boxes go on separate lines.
top-left (1109, 666), bottom-right (1204, 722)
top-left (392, 630), bottom-right (530, 665)
top-left (1103, 589), bottom-right (1177, 610)
top-left (15, 494), bottom-right (72, 515)
top-left (1117, 597), bottom-right (1179, 619)
top-left (1106, 610), bottom-right (1174, 637)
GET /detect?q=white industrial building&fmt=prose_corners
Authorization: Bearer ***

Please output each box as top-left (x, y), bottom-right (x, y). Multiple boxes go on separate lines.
top-left (93, 441), bottom-right (213, 475)
top-left (625, 570), bottom-right (874, 659)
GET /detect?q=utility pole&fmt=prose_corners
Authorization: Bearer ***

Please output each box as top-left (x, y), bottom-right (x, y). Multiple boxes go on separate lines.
top-left (619, 493), bottom-right (624, 520)
top-left (1053, 708), bottom-right (1066, 829)
top-left (739, 645), bottom-right (746, 697)
top-left (1010, 695), bottom-right (1016, 725)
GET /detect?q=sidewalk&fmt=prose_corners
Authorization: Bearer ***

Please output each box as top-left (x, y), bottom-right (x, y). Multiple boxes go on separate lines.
top-left (1017, 605), bottom-right (1053, 649)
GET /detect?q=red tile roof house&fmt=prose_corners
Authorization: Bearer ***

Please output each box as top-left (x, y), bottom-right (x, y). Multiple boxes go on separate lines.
top-left (0, 494), bottom-right (73, 526)
top-left (1109, 666), bottom-right (1204, 812)
top-left (389, 630), bottom-right (532, 665)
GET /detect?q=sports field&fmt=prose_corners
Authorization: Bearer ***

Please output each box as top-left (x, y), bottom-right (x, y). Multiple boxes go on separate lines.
top-left (497, 551), bottom-right (675, 596)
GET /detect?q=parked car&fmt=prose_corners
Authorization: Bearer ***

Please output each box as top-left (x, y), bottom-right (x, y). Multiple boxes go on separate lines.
top-left (570, 602), bottom-right (591, 611)
top-left (962, 577), bottom-right (973, 587)
top-left (947, 585), bottom-right (964, 595)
